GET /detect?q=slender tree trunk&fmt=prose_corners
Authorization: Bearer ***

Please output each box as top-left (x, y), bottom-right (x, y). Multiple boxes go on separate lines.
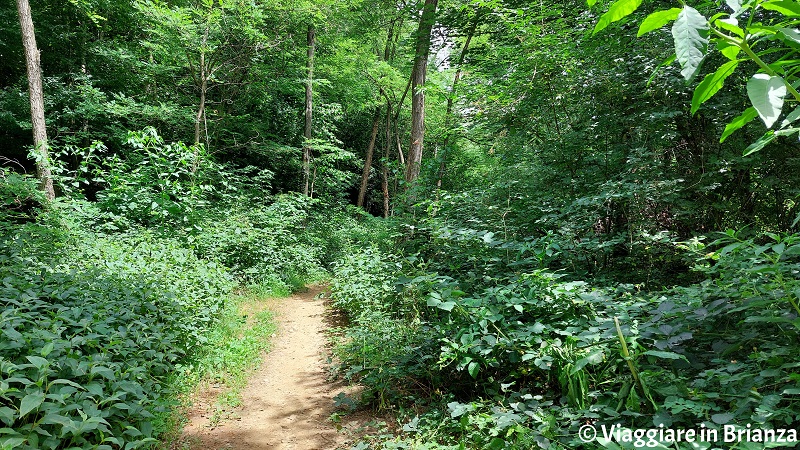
top-left (394, 74), bottom-right (411, 166)
top-left (194, 25), bottom-right (209, 146)
top-left (16, 0), bottom-right (54, 200)
top-left (303, 24), bottom-right (315, 196)
top-left (383, 100), bottom-right (391, 218)
top-left (357, 109), bottom-right (382, 209)
top-left (195, 68), bottom-right (206, 145)
top-left (405, 0), bottom-right (438, 186)
top-left (438, 18), bottom-right (478, 190)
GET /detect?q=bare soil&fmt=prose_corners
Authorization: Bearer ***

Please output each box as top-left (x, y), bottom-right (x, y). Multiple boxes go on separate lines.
top-left (180, 285), bottom-right (371, 450)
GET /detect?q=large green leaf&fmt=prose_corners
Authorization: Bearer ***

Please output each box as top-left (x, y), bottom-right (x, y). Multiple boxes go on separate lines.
top-left (716, 40), bottom-right (741, 60)
top-left (780, 106), bottom-right (800, 128)
top-left (747, 73), bottom-right (787, 128)
top-left (743, 130), bottom-right (776, 156)
top-left (721, 107), bottom-right (758, 142)
top-left (637, 8), bottom-right (681, 37)
top-left (593, 0), bottom-right (644, 35)
top-left (643, 350), bottom-right (689, 361)
top-left (18, 391), bottom-right (45, 417)
top-left (691, 60), bottom-right (739, 114)
top-left (716, 17), bottom-right (744, 38)
top-left (672, 6), bottom-right (709, 82)
top-left (761, 0), bottom-right (800, 16)
top-left (778, 27), bottom-right (800, 47)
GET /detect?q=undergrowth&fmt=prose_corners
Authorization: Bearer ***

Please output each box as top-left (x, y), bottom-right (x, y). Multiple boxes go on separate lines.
top-left (0, 132), bottom-right (372, 450)
top-left (330, 214), bottom-right (800, 449)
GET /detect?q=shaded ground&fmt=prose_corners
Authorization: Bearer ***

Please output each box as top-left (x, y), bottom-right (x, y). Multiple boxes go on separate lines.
top-left (180, 285), bottom-right (372, 450)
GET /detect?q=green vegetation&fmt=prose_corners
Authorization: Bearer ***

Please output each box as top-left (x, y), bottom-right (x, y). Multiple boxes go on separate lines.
top-left (162, 290), bottom-right (278, 440)
top-left (3, 0), bottom-right (800, 448)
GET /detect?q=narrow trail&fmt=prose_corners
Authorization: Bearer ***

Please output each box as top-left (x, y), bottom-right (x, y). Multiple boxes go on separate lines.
top-left (181, 285), bottom-right (363, 450)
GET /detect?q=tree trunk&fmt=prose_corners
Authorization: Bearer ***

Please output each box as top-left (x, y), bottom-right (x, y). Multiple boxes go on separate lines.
top-left (405, 0), bottom-right (438, 186)
top-left (194, 25), bottom-right (209, 147)
top-left (16, 0), bottom-right (54, 200)
top-left (383, 100), bottom-right (391, 218)
top-left (438, 17), bottom-right (478, 190)
top-left (303, 24), bottom-right (315, 196)
top-left (194, 66), bottom-right (206, 146)
top-left (357, 109), bottom-right (382, 209)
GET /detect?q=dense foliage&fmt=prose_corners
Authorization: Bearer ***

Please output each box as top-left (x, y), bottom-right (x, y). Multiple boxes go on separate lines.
top-left (331, 218), bottom-right (800, 449)
top-left (3, 0), bottom-right (800, 448)
top-left (0, 134), bottom-right (359, 449)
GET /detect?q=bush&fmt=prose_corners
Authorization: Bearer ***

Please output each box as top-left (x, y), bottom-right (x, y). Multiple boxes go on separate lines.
top-left (0, 169), bottom-right (46, 225)
top-left (331, 222), bottom-right (800, 449)
top-left (0, 218), bottom-right (232, 450)
top-left (193, 194), bottom-right (325, 290)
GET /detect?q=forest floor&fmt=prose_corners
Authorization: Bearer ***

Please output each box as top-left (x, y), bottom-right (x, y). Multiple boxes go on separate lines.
top-left (178, 284), bottom-right (374, 450)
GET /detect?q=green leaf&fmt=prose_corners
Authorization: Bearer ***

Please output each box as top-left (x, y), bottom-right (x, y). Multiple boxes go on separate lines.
top-left (49, 379), bottom-right (84, 390)
top-left (0, 408), bottom-right (14, 427)
top-left (643, 350), bottom-right (689, 361)
top-left (18, 391), bottom-right (45, 417)
top-left (716, 17), bottom-right (744, 38)
top-left (25, 356), bottom-right (49, 370)
top-left (39, 414), bottom-right (74, 427)
top-left (691, 60), bottom-right (739, 114)
top-left (743, 131), bottom-right (776, 156)
top-left (761, 0), bottom-right (800, 16)
top-left (0, 436), bottom-right (26, 450)
top-left (721, 107), bottom-right (758, 142)
top-left (438, 301), bottom-right (455, 311)
top-left (711, 412), bottom-right (735, 424)
top-left (778, 27), bottom-right (800, 46)
top-left (467, 361), bottom-right (479, 378)
top-left (587, 0), bottom-right (598, 6)
top-left (747, 74), bottom-right (787, 128)
top-left (90, 365), bottom-right (116, 381)
top-left (572, 349), bottom-right (605, 373)
top-left (716, 40), bottom-right (740, 60)
top-left (638, 8), bottom-right (681, 37)
top-left (780, 106), bottom-right (800, 128)
top-left (40, 343), bottom-right (54, 357)
top-left (487, 438), bottom-right (506, 450)
top-left (593, 0), bottom-right (644, 35)
top-left (672, 6), bottom-right (710, 82)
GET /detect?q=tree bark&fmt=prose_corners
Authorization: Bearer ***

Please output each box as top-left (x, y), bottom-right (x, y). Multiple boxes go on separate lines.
top-left (303, 24), bottom-right (315, 196)
top-left (16, 0), bottom-right (54, 200)
top-left (438, 17), bottom-right (478, 190)
top-left (357, 109), bottom-right (382, 209)
top-left (194, 25), bottom-right (209, 147)
top-left (383, 100), bottom-right (391, 218)
top-left (405, 0), bottom-right (438, 186)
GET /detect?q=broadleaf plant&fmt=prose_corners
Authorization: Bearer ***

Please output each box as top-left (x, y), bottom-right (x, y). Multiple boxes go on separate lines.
top-left (592, 0), bottom-right (800, 154)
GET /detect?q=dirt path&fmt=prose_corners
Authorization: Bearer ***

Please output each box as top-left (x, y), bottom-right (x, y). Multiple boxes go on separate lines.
top-left (181, 285), bottom-right (361, 450)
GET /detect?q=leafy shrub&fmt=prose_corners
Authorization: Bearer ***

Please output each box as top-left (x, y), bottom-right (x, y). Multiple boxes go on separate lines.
top-left (193, 194), bottom-right (324, 289)
top-left (0, 219), bottom-right (232, 450)
top-left (51, 128), bottom-right (274, 231)
top-left (330, 247), bottom-right (447, 407)
top-left (330, 248), bottom-right (400, 318)
top-left (0, 169), bottom-right (45, 225)
top-left (332, 224), bottom-right (800, 449)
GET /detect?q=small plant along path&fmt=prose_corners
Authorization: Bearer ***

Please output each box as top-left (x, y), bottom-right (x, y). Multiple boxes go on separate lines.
top-left (183, 284), bottom-right (357, 449)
